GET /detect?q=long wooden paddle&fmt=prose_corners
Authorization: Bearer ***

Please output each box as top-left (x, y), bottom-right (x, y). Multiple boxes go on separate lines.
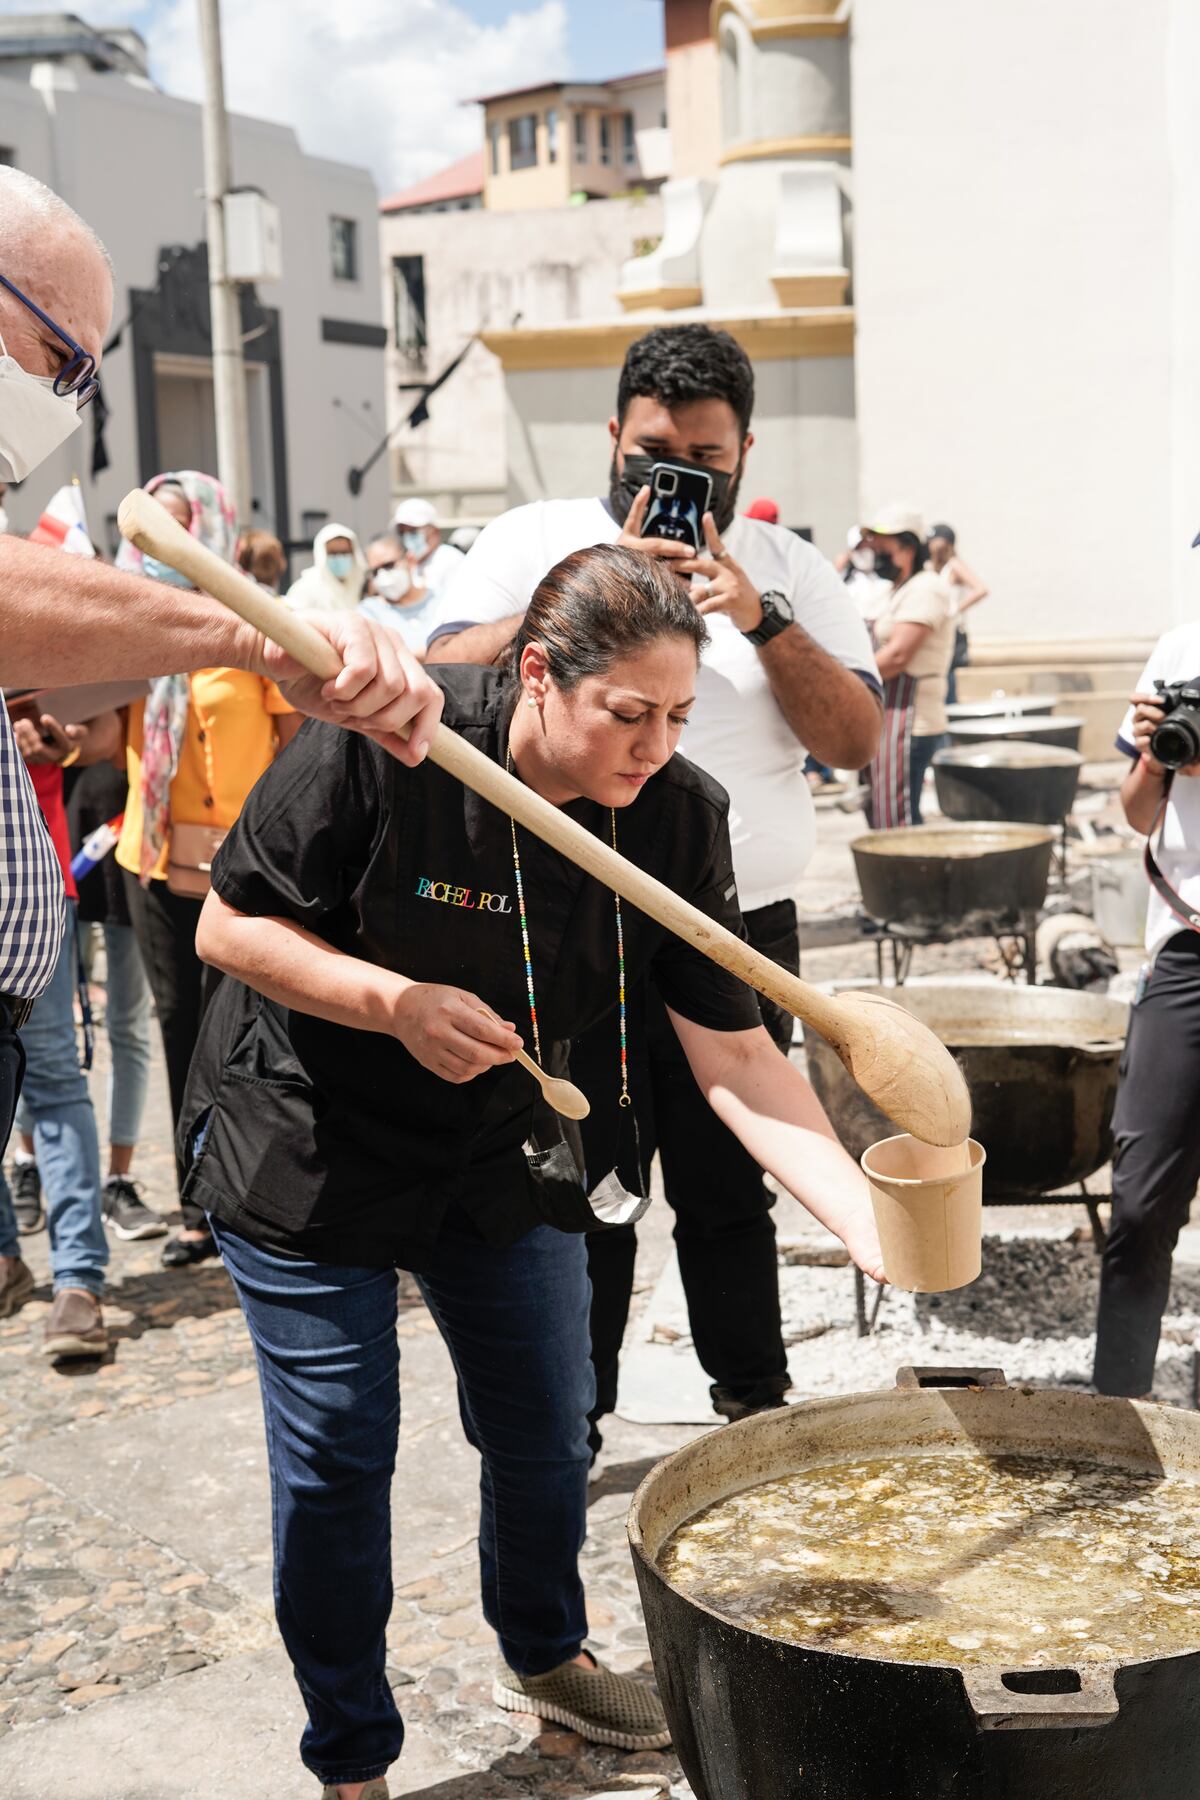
top-left (117, 488), bottom-right (972, 1148)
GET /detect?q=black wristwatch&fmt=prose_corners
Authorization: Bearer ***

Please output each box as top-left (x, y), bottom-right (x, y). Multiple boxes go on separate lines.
top-left (742, 588), bottom-right (795, 647)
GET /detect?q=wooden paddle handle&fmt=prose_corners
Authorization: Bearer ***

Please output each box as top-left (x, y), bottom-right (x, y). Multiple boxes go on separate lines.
top-left (116, 487), bottom-right (850, 1049)
top-left (118, 488), bottom-right (345, 684)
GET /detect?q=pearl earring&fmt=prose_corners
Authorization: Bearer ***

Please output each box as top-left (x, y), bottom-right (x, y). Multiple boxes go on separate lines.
top-left (526, 696), bottom-right (537, 708)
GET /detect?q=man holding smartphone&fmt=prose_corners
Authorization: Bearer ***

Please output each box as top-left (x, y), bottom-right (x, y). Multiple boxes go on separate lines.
top-left (427, 323), bottom-right (882, 1447)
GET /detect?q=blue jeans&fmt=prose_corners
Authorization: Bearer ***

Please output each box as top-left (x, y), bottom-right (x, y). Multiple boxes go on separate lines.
top-left (17, 921), bottom-right (150, 1151)
top-left (0, 904), bottom-right (107, 1293)
top-left (97, 923), bottom-right (151, 1147)
top-left (211, 1206), bottom-right (594, 1788)
top-left (909, 733), bottom-right (945, 826)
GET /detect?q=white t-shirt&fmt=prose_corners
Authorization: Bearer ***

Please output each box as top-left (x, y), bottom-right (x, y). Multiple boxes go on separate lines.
top-left (431, 498), bottom-right (880, 910)
top-left (1118, 623), bottom-right (1200, 958)
top-left (413, 541), bottom-right (465, 608)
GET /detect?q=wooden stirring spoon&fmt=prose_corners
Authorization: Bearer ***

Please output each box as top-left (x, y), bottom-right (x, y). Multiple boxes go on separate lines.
top-left (118, 488), bottom-right (972, 1149)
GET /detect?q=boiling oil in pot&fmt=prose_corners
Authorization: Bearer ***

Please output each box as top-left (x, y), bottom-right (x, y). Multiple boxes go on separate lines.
top-left (658, 1452), bottom-right (1200, 1666)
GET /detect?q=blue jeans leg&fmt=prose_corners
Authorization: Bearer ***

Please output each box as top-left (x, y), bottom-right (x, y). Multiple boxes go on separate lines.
top-left (211, 1218), bottom-right (404, 1788)
top-left (417, 1209), bottom-right (593, 1676)
top-left (103, 923), bottom-right (151, 1149)
top-left (909, 733), bottom-right (944, 827)
top-left (17, 904), bottom-right (107, 1296)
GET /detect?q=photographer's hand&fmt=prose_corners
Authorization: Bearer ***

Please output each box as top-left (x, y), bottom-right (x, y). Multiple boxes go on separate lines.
top-left (1129, 693), bottom-right (1169, 775)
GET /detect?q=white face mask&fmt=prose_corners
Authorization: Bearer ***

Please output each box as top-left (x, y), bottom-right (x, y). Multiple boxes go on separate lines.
top-left (373, 564), bottom-right (411, 603)
top-left (0, 329), bottom-right (83, 483)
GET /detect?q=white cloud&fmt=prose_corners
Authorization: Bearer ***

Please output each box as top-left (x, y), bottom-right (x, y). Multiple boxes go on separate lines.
top-left (146, 0), bottom-right (568, 194)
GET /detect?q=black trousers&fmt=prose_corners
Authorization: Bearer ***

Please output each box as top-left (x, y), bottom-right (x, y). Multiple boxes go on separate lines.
top-left (1094, 930), bottom-right (1200, 1396)
top-left (576, 898), bottom-right (797, 1450)
top-left (0, 1004), bottom-right (26, 1161)
top-left (122, 871), bottom-right (221, 1229)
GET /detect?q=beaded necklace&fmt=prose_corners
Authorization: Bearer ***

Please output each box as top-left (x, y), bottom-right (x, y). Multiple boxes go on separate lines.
top-left (507, 749), bottom-right (631, 1109)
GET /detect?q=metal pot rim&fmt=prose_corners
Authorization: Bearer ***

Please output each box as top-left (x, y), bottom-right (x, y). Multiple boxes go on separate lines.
top-left (628, 1379), bottom-right (1200, 1689)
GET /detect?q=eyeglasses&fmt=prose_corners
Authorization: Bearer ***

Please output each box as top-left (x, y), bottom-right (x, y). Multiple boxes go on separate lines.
top-left (0, 272), bottom-right (99, 408)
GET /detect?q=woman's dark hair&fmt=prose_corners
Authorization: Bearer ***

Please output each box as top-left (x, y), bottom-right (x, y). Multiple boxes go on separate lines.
top-left (509, 543), bottom-right (708, 691)
top-left (617, 324), bottom-right (755, 437)
top-left (897, 530), bottom-right (929, 574)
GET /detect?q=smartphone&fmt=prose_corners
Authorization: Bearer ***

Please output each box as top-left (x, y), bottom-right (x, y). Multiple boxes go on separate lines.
top-left (641, 461), bottom-right (713, 554)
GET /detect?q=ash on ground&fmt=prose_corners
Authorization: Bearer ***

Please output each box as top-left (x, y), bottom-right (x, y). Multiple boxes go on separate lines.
top-left (775, 1234), bottom-right (1200, 1406)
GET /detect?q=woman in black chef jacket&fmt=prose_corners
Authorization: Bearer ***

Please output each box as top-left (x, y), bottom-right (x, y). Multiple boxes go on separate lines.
top-left (182, 543), bottom-right (885, 1800)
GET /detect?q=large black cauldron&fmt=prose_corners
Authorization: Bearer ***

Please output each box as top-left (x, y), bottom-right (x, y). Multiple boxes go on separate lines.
top-left (630, 1372), bottom-right (1200, 1800)
top-left (933, 740), bottom-right (1083, 827)
top-left (802, 984), bottom-right (1127, 1198)
top-left (852, 823), bottom-right (1054, 934)
top-left (946, 716), bottom-right (1084, 753)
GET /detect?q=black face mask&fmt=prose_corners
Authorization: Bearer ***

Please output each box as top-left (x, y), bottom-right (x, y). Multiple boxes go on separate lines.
top-left (609, 450), bottom-right (743, 535)
top-left (873, 550), bottom-right (901, 583)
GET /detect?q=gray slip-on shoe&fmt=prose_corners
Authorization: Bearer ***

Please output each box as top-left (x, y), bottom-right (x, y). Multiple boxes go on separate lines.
top-left (493, 1654), bottom-right (670, 1749)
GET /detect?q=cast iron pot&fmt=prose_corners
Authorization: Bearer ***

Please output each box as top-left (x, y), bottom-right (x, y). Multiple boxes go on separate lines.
top-left (946, 694), bottom-right (1060, 723)
top-left (946, 716), bottom-right (1084, 753)
top-left (630, 1370), bottom-right (1200, 1800)
top-left (933, 740), bottom-right (1083, 827)
top-left (801, 984), bottom-right (1127, 1198)
top-left (852, 823), bottom-right (1055, 934)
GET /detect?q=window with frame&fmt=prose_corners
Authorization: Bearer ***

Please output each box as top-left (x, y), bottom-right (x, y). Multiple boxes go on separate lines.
top-left (330, 216), bottom-right (358, 282)
top-left (621, 112), bottom-right (636, 166)
top-left (546, 107), bottom-right (560, 165)
top-left (488, 120), bottom-right (502, 176)
top-left (573, 111), bottom-right (588, 161)
top-left (599, 115), bottom-right (612, 166)
top-left (508, 113), bottom-right (538, 171)
top-left (392, 255), bottom-right (427, 360)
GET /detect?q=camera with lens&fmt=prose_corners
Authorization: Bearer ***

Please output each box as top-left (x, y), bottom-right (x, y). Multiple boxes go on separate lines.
top-left (1150, 677), bottom-right (1200, 770)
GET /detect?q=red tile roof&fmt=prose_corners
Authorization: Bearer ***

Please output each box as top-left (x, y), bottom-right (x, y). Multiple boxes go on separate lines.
top-left (380, 150), bottom-right (485, 214)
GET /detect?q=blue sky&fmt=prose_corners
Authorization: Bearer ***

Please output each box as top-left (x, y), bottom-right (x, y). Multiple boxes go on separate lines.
top-left (10, 0), bottom-right (665, 192)
top-left (465, 0), bottom-right (664, 81)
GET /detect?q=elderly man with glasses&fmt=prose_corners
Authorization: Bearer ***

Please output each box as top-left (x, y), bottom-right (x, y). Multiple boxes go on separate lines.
top-left (0, 166), bottom-right (443, 1353)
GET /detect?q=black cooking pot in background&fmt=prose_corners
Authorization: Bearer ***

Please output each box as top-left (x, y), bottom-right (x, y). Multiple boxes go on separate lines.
top-left (933, 740), bottom-right (1083, 826)
top-left (802, 984), bottom-right (1127, 1198)
top-left (946, 716), bottom-right (1084, 753)
top-left (946, 695), bottom-right (1060, 723)
top-left (852, 823), bottom-right (1054, 933)
top-left (630, 1372), bottom-right (1200, 1800)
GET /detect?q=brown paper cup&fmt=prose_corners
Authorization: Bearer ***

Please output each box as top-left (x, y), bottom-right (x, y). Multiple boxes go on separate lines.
top-left (860, 1134), bottom-right (985, 1293)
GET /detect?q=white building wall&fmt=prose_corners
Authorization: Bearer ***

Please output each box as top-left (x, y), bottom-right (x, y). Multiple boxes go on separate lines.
top-left (381, 196), bottom-right (663, 513)
top-left (851, 0), bottom-right (1177, 644)
top-left (502, 353), bottom-right (856, 549)
top-left (2, 64), bottom-right (389, 551)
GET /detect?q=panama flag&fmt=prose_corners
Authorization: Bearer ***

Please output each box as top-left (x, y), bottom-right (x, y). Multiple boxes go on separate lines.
top-left (29, 481), bottom-right (96, 558)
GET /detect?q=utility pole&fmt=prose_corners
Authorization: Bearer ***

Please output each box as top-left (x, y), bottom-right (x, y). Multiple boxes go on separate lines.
top-left (197, 0), bottom-right (252, 527)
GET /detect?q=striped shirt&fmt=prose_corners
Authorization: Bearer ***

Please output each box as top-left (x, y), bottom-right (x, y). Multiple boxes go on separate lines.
top-left (0, 701), bottom-right (65, 998)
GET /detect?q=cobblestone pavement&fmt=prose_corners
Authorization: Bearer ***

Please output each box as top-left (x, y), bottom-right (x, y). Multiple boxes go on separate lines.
top-left (0, 1024), bottom-right (702, 1797)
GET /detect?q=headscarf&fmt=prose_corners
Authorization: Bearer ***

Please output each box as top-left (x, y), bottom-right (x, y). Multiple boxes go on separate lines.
top-left (284, 521), bottom-right (367, 613)
top-left (116, 470), bottom-right (237, 881)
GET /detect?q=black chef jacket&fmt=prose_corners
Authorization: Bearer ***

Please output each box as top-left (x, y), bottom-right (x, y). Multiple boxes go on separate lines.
top-left (180, 665), bottom-right (762, 1269)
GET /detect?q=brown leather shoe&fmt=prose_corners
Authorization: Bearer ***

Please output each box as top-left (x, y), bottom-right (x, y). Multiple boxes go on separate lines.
top-left (0, 1256), bottom-right (34, 1318)
top-left (42, 1287), bottom-right (107, 1360)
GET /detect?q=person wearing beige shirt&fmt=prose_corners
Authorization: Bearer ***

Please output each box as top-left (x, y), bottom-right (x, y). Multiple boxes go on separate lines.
top-left (861, 505), bottom-right (955, 827)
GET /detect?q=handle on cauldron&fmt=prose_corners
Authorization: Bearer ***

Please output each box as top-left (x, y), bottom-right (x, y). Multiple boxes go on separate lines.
top-left (895, 1367), bottom-right (1008, 1391)
top-left (961, 1664), bottom-right (1120, 1732)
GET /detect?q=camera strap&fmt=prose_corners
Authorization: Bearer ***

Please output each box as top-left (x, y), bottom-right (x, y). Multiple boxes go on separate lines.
top-left (1145, 772), bottom-right (1200, 934)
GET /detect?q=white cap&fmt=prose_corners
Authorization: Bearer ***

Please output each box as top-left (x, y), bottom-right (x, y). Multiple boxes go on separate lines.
top-left (862, 503), bottom-right (927, 540)
top-left (394, 497), bottom-right (437, 530)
